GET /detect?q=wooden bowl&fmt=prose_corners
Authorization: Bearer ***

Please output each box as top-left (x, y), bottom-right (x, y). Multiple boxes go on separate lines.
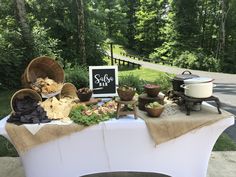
top-left (77, 88), bottom-right (92, 102)
top-left (145, 106), bottom-right (164, 117)
top-left (144, 84), bottom-right (160, 97)
top-left (117, 88), bottom-right (136, 101)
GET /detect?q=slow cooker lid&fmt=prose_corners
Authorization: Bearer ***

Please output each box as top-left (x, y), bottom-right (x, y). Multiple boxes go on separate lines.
top-left (184, 77), bottom-right (214, 84)
top-left (174, 70), bottom-right (199, 81)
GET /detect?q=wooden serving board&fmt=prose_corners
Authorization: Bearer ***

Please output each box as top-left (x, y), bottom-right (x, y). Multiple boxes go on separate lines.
top-left (74, 97), bottom-right (102, 105)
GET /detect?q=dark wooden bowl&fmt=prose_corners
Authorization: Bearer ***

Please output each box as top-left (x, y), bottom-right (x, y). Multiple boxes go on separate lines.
top-left (144, 84), bottom-right (160, 97)
top-left (145, 106), bottom-right (164, 117)
top-left (77, 89), bottom-right (92, 102)
top-left (117, 88), bottom-right (136, 101)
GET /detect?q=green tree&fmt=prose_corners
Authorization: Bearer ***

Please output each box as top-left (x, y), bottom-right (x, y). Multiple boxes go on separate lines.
top-left (222, 0), bottom-right (236, 73)
top-left (98, 0), bottom-right (128, 43)
top-left (172, 0), bottom-right (199, 49)
top-left (27, 0), bottom-right (105, 66)
top-left (149, 0), bottom-right (177, 64)
top-left (124, 0), bottom-right (139, 48)
top-left (135, 0), bottom-right (169, 54)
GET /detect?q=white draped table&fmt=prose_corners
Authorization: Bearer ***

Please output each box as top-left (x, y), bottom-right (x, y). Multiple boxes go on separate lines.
top-left (0, 112), bottom-right (234, 177)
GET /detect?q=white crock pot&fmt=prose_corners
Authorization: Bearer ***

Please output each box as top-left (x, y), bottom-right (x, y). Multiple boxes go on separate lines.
top-left (181, 77), bottom-right (214, 98)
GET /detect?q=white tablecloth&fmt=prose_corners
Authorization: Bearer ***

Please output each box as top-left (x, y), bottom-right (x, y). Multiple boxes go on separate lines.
top-left (0, 114), bottom-right (234, 177)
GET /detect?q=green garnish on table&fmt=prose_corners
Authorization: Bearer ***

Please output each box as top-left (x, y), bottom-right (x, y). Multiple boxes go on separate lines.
top-left (69, 101), bottom-right (117, 126)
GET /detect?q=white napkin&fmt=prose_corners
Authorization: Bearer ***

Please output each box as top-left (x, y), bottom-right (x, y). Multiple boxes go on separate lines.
top-left (24, 119), bottom-right (73, 135)
top-left (24, 124), bottom-right (45, 135)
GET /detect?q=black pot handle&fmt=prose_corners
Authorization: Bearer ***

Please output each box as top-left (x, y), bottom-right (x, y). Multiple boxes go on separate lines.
top-left (182, 70), bottom-right (192, 75)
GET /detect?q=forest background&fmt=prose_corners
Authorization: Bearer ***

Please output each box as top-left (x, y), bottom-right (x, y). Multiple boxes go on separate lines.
top-left (0, 0), bottom-right (236, 89)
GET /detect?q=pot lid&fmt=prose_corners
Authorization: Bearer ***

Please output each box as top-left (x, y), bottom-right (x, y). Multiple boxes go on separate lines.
top-left (174, 70), bottom-right (199, 81)
top-left (184, 77), bottom-right (214, 84)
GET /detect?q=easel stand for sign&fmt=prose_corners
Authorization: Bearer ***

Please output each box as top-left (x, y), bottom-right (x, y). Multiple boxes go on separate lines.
top-left (115, 98), bottom-right (137, 119)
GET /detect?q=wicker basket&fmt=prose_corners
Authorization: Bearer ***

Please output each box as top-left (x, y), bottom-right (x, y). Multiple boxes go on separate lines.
top-left (117, 88), bottom-right (136, 101)
top-left (144, 84), bottom-right (160, 97)
top-left (59, 83), bottom-right (78, 99)
top-left (10, 89), bottom-right (42, 113)
top-left (145, 106), bottom-right (164, 117)
top-left (21, 56), bottom-right (64, 88)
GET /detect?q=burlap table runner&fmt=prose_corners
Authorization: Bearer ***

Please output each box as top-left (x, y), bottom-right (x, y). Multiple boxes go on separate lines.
top-left (6, 123), bottom-right (85, 154)
top-left (137, 103), bottom-right (234, 145)
top-left (5, 103), bottom-right (234, 154)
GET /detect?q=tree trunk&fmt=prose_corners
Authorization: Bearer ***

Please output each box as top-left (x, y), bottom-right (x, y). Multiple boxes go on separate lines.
top-left (15, 0), bottom-right (36, 60)
top-left (216, 0), bottom-right (230, 60)
top-left (107, 1), bottom-right (113, 38)
top-left (209, 0), bottom-right (218, 53)
top-left (76, 0), bottom-right (86, 65)
top-left (200, 0), bottom-right (207, 48)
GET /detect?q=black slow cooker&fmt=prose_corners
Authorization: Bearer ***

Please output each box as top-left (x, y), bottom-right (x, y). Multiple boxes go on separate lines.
top-left (172, 70), bottom-right (199, 92)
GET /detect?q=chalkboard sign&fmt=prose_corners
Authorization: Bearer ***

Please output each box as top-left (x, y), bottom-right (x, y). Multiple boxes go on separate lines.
top-left (89, 66), bottom-right (118, 97)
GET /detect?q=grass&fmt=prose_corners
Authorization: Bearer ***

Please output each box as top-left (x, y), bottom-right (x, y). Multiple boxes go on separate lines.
top-left (0, 136), bottom-right (18, 157)
top-left (112, 44), bottom-right (125, 55)
top-left (119, 67), bottom-right (168, 82)
top-left (213, 133), bottom-right (236, 151)
top-left (112, 44), bottom-right (141, 58)
top-left (0, 89), bottom-right (18, 157)
top-left (105, 44), bottom-right (141, 60)
top-left (0, 89), bottom-right (16, 118)
top-left (104, 55), bottom-right (168, 82)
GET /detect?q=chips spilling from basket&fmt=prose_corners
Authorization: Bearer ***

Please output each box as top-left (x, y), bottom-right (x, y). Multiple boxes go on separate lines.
top-left (21, 56), bottom-right (65, 98)
top-left (40, 97), bottom-right (75, 120)
top-left (31, 77), bottom-right (63, 96)
top-left (8, 94), bottom-right (50, 124)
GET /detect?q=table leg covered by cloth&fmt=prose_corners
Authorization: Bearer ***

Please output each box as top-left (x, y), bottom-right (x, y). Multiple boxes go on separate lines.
top-left (0, 105), bottom-right (234, 177)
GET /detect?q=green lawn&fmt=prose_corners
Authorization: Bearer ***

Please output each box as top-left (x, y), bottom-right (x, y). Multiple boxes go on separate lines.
top-left (0, 89), bottom-right (18, 156)
top-left (119, 67), bottom-right (164, 82)
top-left (105, 44), bottom-right (141, 60)
top-left (112, 44), bottom-right (140, 58)
top-left (104, 54), bottom-right (173, 82)
top-left (213, 133), bottom-right (236, 151)
top-left (0, 89), bottom-right (16, 118)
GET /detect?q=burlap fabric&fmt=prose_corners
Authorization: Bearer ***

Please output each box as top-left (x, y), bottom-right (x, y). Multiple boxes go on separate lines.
top-left (137, 103), bottom-right (234, 145)
top-left (6, 123), bottom-right (85, 154)
top-left (5, 103), bottom-right (234, 154)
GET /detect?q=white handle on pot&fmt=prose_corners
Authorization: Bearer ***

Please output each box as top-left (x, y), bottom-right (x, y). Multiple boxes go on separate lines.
top-left (180, 84), bottom-right (189, 89)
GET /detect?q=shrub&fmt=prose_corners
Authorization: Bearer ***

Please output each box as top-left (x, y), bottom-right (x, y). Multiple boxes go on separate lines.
top-left (173, 51), bottom-right (199, 69)
top-left (0, 18), bottom-right (62, 89)
top-left (65, 65), bottom-right (89, 89)
top-left (0, 28), bottom-right (25, 88)
top-left (33, 24), bottom-right (61, 58)
top-left (149, 41), bottom-right (177, 64)
top-left (153, 73), bottom-right (172, 94)
top-left (173, 50), bottom-right (220, 72)
top-left (119, 74), bottom-right (145, 94)
top-left (201, 55), bottom-right (220, 72)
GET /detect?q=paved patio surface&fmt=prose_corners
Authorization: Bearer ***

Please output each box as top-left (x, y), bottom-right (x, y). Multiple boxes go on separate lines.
top-left (0, 151), bottom-right (235, 177)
